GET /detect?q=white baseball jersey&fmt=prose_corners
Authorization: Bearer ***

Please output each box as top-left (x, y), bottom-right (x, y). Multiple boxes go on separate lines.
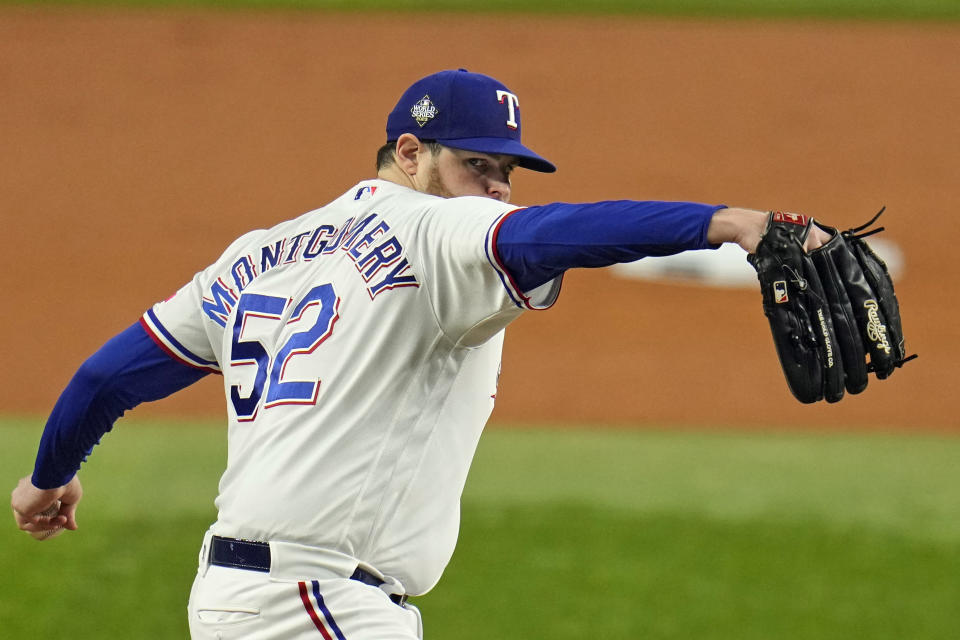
top-left (141, 179), bottom-right (561, 595)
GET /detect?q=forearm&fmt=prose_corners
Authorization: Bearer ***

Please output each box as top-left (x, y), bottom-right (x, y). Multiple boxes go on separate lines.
top-left (32, 321), bottom-right (209, 489)
top-left (705, 207), bottom-right (768, 252)
top-left (495, 200), bottom-right (725, 292)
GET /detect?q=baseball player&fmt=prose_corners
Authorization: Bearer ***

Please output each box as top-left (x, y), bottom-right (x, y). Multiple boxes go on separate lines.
top-left (11, 69), bottom-right (830, 639)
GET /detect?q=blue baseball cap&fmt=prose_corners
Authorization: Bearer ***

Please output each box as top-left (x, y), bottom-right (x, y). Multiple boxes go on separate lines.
top-left (386, 69), bottom-right (556, 173)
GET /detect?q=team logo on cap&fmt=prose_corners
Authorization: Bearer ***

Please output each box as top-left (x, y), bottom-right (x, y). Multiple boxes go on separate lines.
top-left (410, 95), bottom-right (438, 127)
top-left (496, 90), bottom-right (520, 130)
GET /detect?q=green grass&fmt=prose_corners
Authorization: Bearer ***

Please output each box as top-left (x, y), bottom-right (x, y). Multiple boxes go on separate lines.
top-left (0, 416), bottom-right (225, 637)
top-left (2, 417), bottom-right (959, 638)
top-left (1, 0), bottom-right (959, 20)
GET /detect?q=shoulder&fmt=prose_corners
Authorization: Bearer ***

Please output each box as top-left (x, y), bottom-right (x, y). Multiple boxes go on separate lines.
top-left (433, 195), bottom-right (520, 217)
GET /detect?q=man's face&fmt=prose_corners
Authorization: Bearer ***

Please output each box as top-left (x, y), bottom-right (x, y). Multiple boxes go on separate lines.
top-left (424, 146), bottom-right (518, 203)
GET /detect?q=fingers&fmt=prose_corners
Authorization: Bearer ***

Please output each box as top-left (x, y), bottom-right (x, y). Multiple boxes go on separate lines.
top-left (30, 501), bottom-right (66, 540)
top-left (11, 475), bottom-right (51, 516)
top-left (59, 475), bottom-right (82, 530)
top-left (60, 498), bottom-right (80, 531)
top-left (10, 474), bottom-right (82, 539)
top-left (12, 505), bottom-right (67, 536)
top-left (12, 500), bottom-right (65, 527)
top-left (804, 224), bottom-right (833, 252)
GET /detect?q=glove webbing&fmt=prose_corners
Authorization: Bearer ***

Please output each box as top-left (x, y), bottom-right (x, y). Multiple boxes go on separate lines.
top-left (842, 206), bottom-right (918, 372)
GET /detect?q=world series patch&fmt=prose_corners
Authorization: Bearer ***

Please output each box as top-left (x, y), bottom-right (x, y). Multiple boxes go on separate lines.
top-left (411, 95), bottom-right (438, 127)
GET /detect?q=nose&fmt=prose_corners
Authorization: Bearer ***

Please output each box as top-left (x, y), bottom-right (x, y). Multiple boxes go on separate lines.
top-left (487, 178), bottom-right (511, 203)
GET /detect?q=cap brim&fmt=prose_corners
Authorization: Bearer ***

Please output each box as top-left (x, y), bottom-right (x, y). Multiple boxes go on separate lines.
top-left (435, 136), bottom-right (557, 173)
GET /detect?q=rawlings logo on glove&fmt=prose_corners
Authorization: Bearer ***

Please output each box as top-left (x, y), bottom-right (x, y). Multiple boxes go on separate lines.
top-left (748, 208), bottom-right (915, 404)
top-left (863, 300), bottom-right (892, 355)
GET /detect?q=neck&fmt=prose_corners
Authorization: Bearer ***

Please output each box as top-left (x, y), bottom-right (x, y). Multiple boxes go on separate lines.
top-left (377, 165), bottom-right (418, 191)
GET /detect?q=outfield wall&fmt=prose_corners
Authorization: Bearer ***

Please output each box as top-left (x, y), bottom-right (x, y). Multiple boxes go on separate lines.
top-left (2, 8), bottom-right (956, 430)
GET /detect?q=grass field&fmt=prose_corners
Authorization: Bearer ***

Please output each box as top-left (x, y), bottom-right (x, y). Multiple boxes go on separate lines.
top-left (1, 0), bottom-right (959, 19)
top-left (1, 0), bottom-right (957, 636)
top-left (2, 417), bottom-right (958, 638)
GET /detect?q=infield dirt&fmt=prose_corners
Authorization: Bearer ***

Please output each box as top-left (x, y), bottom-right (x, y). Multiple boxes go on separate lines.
top-left (2, 8), bottom-right (957, 430)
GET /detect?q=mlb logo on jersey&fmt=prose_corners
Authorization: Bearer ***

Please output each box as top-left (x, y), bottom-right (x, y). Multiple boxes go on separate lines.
top-left (354, 185), bottom-right (378, 201)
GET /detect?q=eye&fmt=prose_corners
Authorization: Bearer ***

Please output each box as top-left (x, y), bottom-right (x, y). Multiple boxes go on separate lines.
top-left (467, 158), bottom-right (488, 171)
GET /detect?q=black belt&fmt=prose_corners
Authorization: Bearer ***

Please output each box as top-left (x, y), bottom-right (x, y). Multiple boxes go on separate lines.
top-left (209, 536), bottom-right (407, 606)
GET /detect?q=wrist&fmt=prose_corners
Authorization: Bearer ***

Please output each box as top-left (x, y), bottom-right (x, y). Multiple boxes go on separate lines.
top-left (707, 207), bottom-right (768, 252)
top-left (31, 470), bottom-right (76, 492)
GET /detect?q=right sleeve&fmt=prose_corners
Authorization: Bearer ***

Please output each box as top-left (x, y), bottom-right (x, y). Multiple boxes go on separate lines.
top-left (31, 322), bottom-right (210, 489)
top-left (32, 228), bottom-right (260, 488)
top-left (140, 270), bottom-right (227, 373)
top-left (141, 227), bottom-right (276, 369)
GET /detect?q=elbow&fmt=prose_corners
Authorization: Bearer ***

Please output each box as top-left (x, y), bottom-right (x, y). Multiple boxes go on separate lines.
top-left (72, 345), bottom-right (131, 401)
top-left (70, 356), bottom-right (115, 400)
top-left (67, 354), bottom-right (138, 423)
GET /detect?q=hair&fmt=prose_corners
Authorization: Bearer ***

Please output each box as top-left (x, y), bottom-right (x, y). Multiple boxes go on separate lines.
top-left (376, 139), bottom-right (444, 171)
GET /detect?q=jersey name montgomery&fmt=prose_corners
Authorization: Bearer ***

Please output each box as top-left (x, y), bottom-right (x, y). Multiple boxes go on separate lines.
top-left (202, 211), bottom-right (420, 327)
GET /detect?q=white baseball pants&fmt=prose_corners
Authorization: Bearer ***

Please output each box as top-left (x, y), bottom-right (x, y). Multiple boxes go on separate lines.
top-left (187, 534), bottom-right (423, 639)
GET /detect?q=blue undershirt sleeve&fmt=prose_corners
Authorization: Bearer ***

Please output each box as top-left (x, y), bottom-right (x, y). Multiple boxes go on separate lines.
top-left (31, 321), bottom-right (211, 489)
top-left (495, 200), bottom-right (725, 292)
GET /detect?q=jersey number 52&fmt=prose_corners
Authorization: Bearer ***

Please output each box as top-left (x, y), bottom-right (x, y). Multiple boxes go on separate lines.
top-left (229, 283), bottom-right (340, 421)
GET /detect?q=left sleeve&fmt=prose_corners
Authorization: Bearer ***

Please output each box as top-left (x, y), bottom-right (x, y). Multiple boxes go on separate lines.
top-left (493, 200), bottom-right (724, 292)
top-left (31, 321), bottom-right (210, 489)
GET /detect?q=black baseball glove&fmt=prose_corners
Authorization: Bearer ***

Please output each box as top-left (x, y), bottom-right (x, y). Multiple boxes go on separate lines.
top-left (747, 209), bottom-right (914, 404)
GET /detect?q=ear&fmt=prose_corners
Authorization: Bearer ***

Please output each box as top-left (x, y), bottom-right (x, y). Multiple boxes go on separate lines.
top-left (394, 133), bottom-right (427, 176)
